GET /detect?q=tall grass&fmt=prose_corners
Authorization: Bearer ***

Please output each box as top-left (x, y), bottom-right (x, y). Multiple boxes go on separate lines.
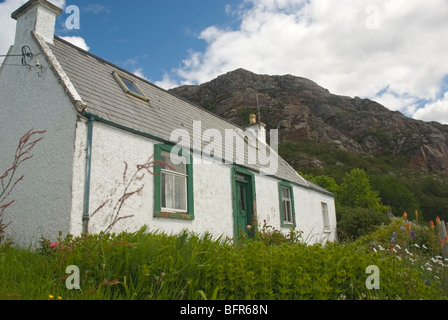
top-left (1, 226), bottom-right (446, 300)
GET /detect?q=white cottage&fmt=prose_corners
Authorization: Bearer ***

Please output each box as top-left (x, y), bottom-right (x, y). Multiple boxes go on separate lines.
top-left (0, 0), bottom-right (337, 246)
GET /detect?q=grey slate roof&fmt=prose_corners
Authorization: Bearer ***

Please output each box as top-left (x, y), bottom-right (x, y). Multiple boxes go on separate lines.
top-left (48, 36), bottom-right (332, 196)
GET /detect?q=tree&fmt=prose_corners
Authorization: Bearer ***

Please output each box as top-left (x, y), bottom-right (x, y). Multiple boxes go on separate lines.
top-left (370, 175), bottom-right (420, 218)
top-left (338, 168), bottom-right (386, 212)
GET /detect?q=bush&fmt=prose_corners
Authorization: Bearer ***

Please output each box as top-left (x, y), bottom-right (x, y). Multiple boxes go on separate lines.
top-left (356, 217), bottom-right (448, 295)
top-left (1, 227), bottom-right (445, 300)
top-left (337, 207), bottom-right (390, 241)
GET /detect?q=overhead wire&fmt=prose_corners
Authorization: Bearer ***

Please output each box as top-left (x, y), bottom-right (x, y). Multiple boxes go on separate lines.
top-left (0, 45), bottom-right (34, 66)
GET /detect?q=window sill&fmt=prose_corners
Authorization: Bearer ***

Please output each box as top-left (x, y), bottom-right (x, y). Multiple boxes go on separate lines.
top-left (281, 222), bottom-right (296, 229)
top-left (154, 211), bottom-right (194, 221)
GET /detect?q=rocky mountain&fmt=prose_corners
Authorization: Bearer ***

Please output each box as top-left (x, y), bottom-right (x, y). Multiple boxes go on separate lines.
top-left (169, 68), bottom-right (448, 172)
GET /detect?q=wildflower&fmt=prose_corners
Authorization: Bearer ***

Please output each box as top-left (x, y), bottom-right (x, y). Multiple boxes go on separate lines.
top-left (400, 226), bottom-right (405, 231)
top-left (405, 223), bottom-right (411, 230)
top-left (49, 295), bottom-right (54, 300)
top-left (430, 221), bottom-right (434, 229)
top-left (422, 244), bottom-right (428, 250)
top-left (410, 230), bottom-right (416, 238)
top-left (436, 216), bottom-right (441, 226)
top-left (403, 212), bottom-right (408, 219)
top-left (414, 243), bottom-right (420, 248)
top-left (50, 242), bottom-right (58, 248)
top-left (246, 225), bottom-right (251, 230)
top-left (396, 244), bottom-right (402, 249)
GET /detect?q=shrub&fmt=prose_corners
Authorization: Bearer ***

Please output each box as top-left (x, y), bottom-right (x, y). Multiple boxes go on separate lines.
top-left (337, 207), bottom-right (390, 241)
top-left (27, 227), bottom-right (447, 300)
top-left (356, 216), bottom-right (448, 295)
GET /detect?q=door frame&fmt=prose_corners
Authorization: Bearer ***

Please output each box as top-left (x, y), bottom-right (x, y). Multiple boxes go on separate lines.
top-left (231, 167), bottom-right (257, 241)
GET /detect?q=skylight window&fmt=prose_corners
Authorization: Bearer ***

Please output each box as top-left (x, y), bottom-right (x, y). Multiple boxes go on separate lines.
top-left (113, 71), bottom-right (149, 102)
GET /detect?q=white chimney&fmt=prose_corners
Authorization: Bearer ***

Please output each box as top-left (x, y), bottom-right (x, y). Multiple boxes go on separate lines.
top-left (247, 113), bottom-right (267, 145)
top-left (11, 0), bottom-right (62, 45)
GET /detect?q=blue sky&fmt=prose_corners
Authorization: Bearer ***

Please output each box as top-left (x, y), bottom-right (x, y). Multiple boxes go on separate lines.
top-left (1, 0), bottom-right (448, 124)
top-left (55, 1), bottom-right (239, 83)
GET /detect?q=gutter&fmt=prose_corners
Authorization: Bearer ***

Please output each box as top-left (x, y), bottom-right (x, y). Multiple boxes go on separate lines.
top-left (82, 115), bottom-right (94, 234)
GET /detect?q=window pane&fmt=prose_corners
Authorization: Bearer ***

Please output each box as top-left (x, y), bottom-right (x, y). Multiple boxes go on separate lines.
top-left (281, 186), bottom-right (290, 200)
top-left (161, 151), bottom-right (186, 174)
top-left (239, 184), bottom-right (246, 212)
top-left (121, 76), bottom-right (144, 96)
top-left (161, 171), bottom-right (187, 211)
top-left (322, 203), bottom-right (330, 229)
top-left (283, 200), bottom-right (291, 222)
top-left (174, 175), bottom-right (187, 211)
top-left (162, 172), bottom-right (174, 209)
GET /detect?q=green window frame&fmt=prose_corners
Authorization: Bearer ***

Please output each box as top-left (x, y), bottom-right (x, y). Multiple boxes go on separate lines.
top-left (154, 144), bottom-right (194, 220)
top-left (278, 182), bottom-right (296, 227)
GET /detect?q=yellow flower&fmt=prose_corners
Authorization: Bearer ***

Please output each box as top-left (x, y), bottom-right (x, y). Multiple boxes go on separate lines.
top-left (58, 296), bottom-right (62, 300)
top-left (49, 295), bottom-right (54, 299)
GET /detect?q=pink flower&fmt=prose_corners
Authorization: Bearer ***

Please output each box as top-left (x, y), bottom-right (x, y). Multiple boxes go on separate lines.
top-left (246, 225), bottom-right (252, 230)
top-left (50, 242), bottom-right (58, 248)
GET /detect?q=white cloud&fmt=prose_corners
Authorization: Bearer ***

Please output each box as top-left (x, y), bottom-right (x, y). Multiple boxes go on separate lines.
top-left (413, 92), bottom-right (448, 125)
top-left (48, 0), bottom-right (65, 8)
top-left (164, 0), bottom-right (448, 124)
top-left (59, 36), bottom-right (89, 51)
top-left (154, 73), bottom-right (187, 90)
top-left (0, 0), bottom-right (27, 65)
top-left (133, 68), bottom-right (149, 81)
top-left (0, 0), bottom-right (67, 65)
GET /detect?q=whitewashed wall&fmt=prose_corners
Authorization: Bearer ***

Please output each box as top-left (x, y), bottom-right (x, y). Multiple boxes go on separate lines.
top-left (293, 187), bottom-right (337, 244)
top-left (71, 120), bottom-right (235, 239)
top-left (255, 175), bottom-right (337, 244)
top-left (0, 40), bottom-right (77, 246)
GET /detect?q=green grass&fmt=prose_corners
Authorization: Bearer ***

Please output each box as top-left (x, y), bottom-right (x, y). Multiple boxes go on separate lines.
top-left (1, 225), bottom-right (446, 301)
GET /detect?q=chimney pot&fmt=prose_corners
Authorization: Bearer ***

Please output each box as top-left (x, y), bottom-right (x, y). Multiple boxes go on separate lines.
top-left (249, 114), bottom-right (257, 125)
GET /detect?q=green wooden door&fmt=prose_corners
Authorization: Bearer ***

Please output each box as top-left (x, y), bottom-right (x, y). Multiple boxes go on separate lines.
top-left (233, 171), bottom-right (255, 240)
